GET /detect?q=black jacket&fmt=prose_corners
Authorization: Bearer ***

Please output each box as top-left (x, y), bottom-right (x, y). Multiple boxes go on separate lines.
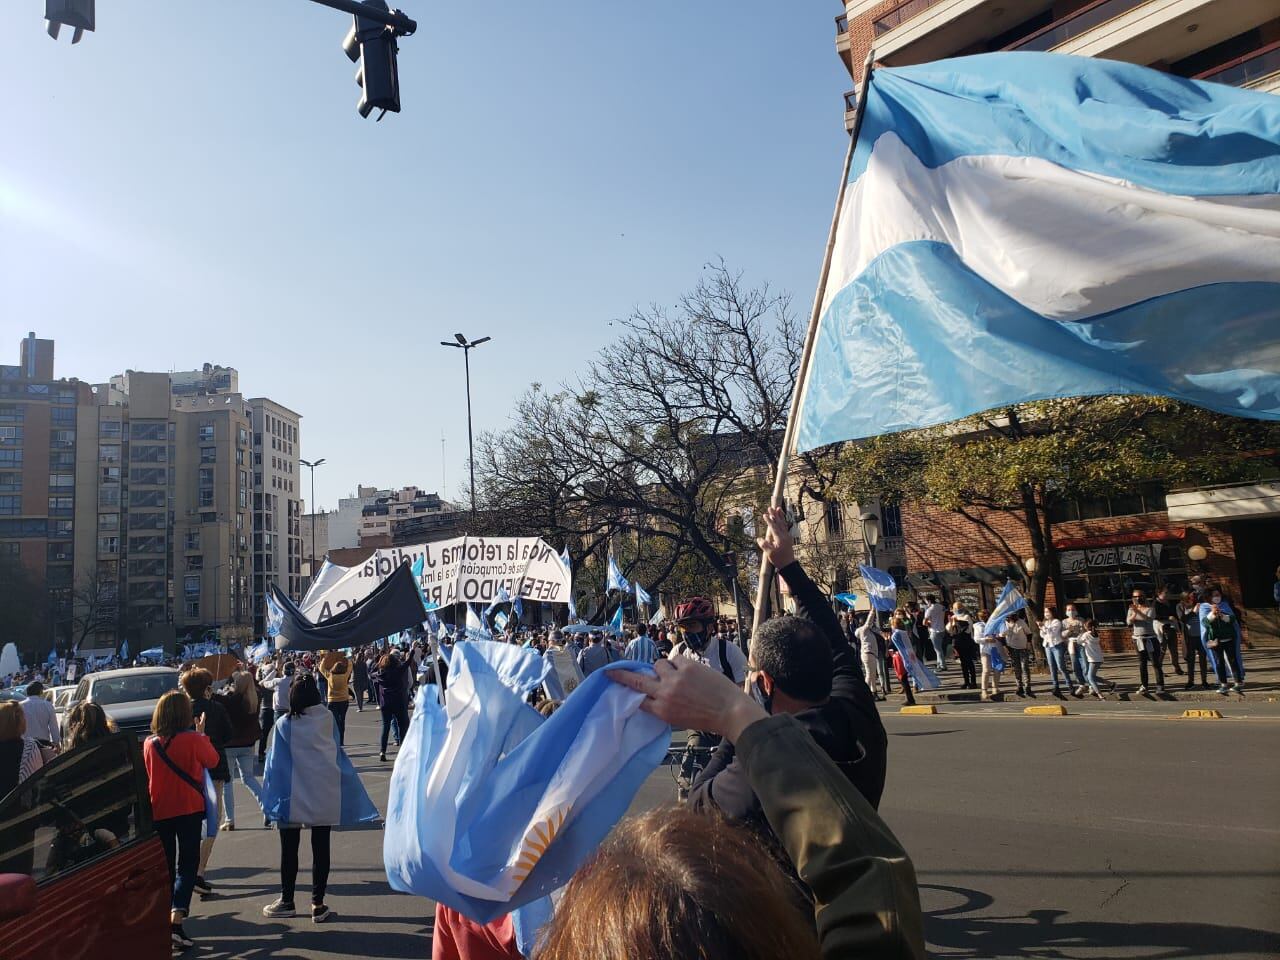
top-left (191, 696), bottom-right (232, 782)
top-left (690, 559), bottom-right (889, 823)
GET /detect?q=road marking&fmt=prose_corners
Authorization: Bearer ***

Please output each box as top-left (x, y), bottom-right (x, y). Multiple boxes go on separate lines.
top-left (1109, 816), bottom-right (1280, 837)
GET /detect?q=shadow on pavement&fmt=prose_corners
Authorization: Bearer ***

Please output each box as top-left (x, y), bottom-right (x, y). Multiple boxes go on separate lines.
top-left (193, 911), bottom-right (431, 960)
top-left (921, 883), bottom-right (1280, 958)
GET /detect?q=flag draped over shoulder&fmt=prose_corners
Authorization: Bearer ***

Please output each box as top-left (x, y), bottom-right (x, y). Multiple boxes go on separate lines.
top-left (890, 631), bottom-right (941, 692)
top-left (384, 641), bottom-right (670, 924)
top-left (261, 706), bottom-right (380, 827)
top-left (794, 52), bottom-right (1280, 452)
top-left (857, 564), bottom-right (898, 612)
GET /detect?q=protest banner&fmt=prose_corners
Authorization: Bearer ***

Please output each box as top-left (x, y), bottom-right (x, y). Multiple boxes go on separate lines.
top-left (301, 536), bottom-right (571, 623)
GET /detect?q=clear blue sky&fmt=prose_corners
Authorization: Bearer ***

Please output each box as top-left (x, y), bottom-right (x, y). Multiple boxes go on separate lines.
top-left (1, 1), bottom-right (849, 511)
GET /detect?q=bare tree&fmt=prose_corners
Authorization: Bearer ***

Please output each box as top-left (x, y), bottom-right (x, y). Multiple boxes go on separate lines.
top-left (69, 574), bottom-right (120, 654)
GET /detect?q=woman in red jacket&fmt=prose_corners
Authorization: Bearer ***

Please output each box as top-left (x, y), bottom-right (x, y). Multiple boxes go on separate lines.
top-left (144, 690), bottom-right (218, 952)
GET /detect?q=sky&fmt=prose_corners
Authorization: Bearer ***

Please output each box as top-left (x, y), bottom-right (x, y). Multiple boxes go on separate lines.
top-left (1, 1), bottom-right (851, 511)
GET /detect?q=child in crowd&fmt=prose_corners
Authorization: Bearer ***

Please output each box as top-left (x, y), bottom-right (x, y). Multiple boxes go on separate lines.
top-left (1079, 619), bottom-right (1106, 700)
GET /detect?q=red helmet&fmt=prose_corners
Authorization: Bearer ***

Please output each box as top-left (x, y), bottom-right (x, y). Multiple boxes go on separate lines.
top-left (674, 596), bottom-right (716, 624)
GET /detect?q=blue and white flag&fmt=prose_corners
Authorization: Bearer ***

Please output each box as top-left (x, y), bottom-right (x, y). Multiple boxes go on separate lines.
top-left (486, 585), bottom-right (513, 619)
top-left (261, 706), bottom-right (380, 828)
top-left (248, 640), bottom-right (270, 662)
top-left (606, 554), bottom-right (630, 594)
top-left (265, 592), bottom-right (285, 638)
top-left (410, 556), bottom-right (440, 612)
top-left (635, 582), bottom-right (652, 608)
top-left (889, 631), bottom-right (941, 692)
top-left (607, 604), bottom-right (624, 636)
top-left (494, 611), bottom-right (510, 633)
top-left (981, 581), bottom-right (1028, 639)
top-left (46, 647), bottom-right (57, 666)
top-left (649, 605), bottom-right (666, 626)
top-left (512, 595), bottom-right (524, 622)
top-left (794, 52), bottom-right (1280, 452)
top-left (119, 640), bottom-right (129, 661)
top-left (465, 603), bottom-right (492, 642)
top-left (834, 592), bottom-right (859, 609)
top-left (857, 564), bottom-right (897, 612)
top-left (559, 546), bottom-right (572, 571)
top-left (567, 594), bottom-right (580, 624)
top-left (383, 641), bottom-right (669, 924)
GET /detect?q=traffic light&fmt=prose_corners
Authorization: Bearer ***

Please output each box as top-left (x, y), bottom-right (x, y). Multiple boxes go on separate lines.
top-left (45, 0), bottom-right (95, 43)
top-left (342, 0), bottom-right (401, 120)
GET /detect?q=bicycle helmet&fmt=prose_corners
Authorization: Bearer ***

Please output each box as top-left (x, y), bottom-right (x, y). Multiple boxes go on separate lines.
top-left (674, 596), bottom-right (716, 623)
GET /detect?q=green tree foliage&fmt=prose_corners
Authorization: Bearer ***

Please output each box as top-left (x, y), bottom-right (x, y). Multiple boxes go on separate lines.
top-left (836, 397), bottom-right (1280, 606)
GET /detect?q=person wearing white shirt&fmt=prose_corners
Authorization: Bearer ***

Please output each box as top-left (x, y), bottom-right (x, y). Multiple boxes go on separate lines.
top-left (21, 683), bottom-right (60, 748)
top-left (1000, 615), bottom-right (1033, 696)
top-left (1078, 619), bottom-right (1107, 699)
top-left (973, 613), bottom-right (1001, 701)
top-left (923, 597), bottom-right (948, 671)
top-left (855, 616), bottom-right (884, 700)
top-left (1039, 607), bottom-right (1071, 698)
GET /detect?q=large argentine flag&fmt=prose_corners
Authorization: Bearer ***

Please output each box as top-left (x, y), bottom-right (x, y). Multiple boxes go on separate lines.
top-left (383, 641), bottom-right (670, 923)
top-left (261, 706), bottom-right (380, 827)
top-left (795, 53), bottom-right (1280, 451)
top-left (858, 563), bottom-right (898, 612)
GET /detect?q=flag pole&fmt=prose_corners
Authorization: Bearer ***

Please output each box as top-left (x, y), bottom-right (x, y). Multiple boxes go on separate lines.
top-left (751, 47), bottom-right (876, 635)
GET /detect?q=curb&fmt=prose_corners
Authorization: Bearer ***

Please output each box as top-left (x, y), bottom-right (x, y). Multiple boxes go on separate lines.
top-left (900, 705), bottom-right (938, 715)
top-left (1024, 705), bottom-right (1068, 716)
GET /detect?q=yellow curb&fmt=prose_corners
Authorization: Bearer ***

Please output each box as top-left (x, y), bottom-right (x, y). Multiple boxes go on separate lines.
top-left (1024, 705), bottom-right (1068, 716)
top-left (900, 705), bottom-right (939, 715)
top-left (1180, 708), bottom-right (1223, 719)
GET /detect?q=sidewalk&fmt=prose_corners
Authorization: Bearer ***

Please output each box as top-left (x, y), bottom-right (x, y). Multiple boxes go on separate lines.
top-left (903, 647), bottom-right (1280, 705)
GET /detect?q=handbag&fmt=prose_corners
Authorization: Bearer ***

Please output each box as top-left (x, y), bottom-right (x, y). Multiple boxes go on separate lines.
top-left (151, 734), bottom-right (219, 839)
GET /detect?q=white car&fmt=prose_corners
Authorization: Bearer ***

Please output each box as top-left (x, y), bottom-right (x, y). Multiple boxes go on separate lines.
top-left (63, 667), bottom-right (181, 740)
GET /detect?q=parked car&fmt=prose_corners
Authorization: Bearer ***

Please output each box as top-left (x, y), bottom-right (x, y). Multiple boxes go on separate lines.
top-left (63, 667), bottom-right (180, 740)
top-left (48, 686), bottom-right (76, 726)
top-left (0, 732), bottom-right (170, 958)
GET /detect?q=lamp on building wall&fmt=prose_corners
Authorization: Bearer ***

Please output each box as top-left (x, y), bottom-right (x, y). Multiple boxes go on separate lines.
top-left (1187, 544), bottom-right (1208, 563)
top-left (858, 509), bottom-right (880, 568)
top-left (1024, 555), bottom-right (1040, 577)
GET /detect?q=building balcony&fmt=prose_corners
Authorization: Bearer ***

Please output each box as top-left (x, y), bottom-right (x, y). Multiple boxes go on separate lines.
top-left (836, 13), bottom-right (852, 64)
top-left (1006, 0), bottom-right (1274, 71)
top-left (858, 0), bottom-right (1055, 64)
top-left (1195, 39), bottom-right (1280, 91)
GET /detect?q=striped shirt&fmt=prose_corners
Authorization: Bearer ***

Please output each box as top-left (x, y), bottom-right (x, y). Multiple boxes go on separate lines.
top-left (624, 635), bottom-right (659, 664)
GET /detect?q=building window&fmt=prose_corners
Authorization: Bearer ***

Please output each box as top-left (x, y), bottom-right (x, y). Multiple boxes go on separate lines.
top-left (50, 430), bottom-right (74, 448)
top-left (185, 599), bottom-right (200, 619)
top-left (199, 489), bottom-right (215, 508)
top-left (130, 421), bottom-right (166, 441)
top-left (0, 495), bottom-right (19, 515)
top-left (184, 574), bottom-right (201, 596)
top-left (185, 531), bottom-right (200, 551)
top-left (49, 450), bottom-right (75, 469)
top-left (0, 425), bottom-right (21, 443)
top-left (98, 487), bottom-right (120, 508)
top-left (46, 496), bottom-right (74, 517)
top-left (188, 555), bottom-right (203, 570)
top-left (824, 500), bottom-right (845, 536)
top-left (0, 471), bottom-right (19, 493)
top-left (236, 448), bottom-right (244, 465)
top-left (98, 443), bottom-right (121, 463)
top-left (98, 536), bottom-right (119, 555)
top-left (200, 447), bottom-right (216, 463)
top-left (130, 489), bottom-right (164, 508)
top-left (882, 503), bottom-right (902, 539)
top-left (200, 512), bottom-right (217, 524)
top-left (129, 468), bottom-right (166, 486)
top-left (1058, 543), bottom-right (1188, 628)
top-left (238, 489), bottom-right (247, 509)
top-left (98, 513), bottom-right (119, 530)
top-left (0, 449), bottom-right (22, 465)
top-left (199, 467), bottom-right (215, 486)
top-left (49, 473), bottom-right (74, 489)
top-left (238, 427), bottom-right (249, 446)
top-left (1048, 484), bottom-right (1168, 523)
top-left (0, 404), bottom-right (23, 422)
top-left (198, 422), bottom-right (215, 443)
top-left (101, 466), bottom-right (121, 484)
top-left (99, 420), bottom-right (122, 438)
top-left (51, 407), bottom-right (76, 424)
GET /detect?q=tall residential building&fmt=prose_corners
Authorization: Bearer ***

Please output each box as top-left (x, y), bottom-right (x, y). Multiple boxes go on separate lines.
top-left (249, 399), bottom-right (303, 635)
top-left (835, 0), bottom-right (1278, 129)
top-left (0, 334), bottom-right (93, 661)
top-left (73, 372), bottom-right (255, 651)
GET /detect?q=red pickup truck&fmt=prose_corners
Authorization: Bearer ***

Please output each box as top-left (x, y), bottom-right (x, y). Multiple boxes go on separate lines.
top-left (0, 732), bottom-right (170, 958)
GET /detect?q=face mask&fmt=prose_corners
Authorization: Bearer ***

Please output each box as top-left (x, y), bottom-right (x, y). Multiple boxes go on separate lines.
top-left (1066, 610), bottom-right (1077, 618)
top-left (680, 626), bottom-right (710, 652)
top-left (750, 677), bottom-right (773, 714)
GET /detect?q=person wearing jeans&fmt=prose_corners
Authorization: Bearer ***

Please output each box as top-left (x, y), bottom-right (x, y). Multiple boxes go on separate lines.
top-left (924, 596), bottom-right (948, 671)
top-left (1128, 590), bottom-right (1165, 694)
top-left (1039, 607), bottom-right (1071, 697)
top-left (1001, 614), bottom-right (1033, 696)
top-left (319, 657), bottom-right (352, 746)
top-left (216, 671), bottom-right (263, 829)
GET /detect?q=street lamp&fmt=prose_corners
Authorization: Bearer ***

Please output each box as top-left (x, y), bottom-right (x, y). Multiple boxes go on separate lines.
top-left (858, 509), bottom-right (880, 568)
top-left (439, 334), bottom-right (492, 515)
top-left (300, 458), bottom-right (326, 592)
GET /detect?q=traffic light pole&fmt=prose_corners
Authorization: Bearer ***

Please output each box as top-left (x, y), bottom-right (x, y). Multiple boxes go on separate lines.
top-left (304, 0), bottom-right (416, 34)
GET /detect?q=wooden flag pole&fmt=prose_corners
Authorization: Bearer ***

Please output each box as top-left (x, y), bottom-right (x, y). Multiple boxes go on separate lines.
top-left (750, 48), bottom-right (876, 635)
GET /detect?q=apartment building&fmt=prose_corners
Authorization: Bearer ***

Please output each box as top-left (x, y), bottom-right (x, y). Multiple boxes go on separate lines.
top-left (0, 334), bottom-right (93, 660)
top-left (835, 0), bottom-right (1278, 128)
top-left (249, 399), bottom-right (303, 635)
top-left (72, 371), bottom-right (255, 652)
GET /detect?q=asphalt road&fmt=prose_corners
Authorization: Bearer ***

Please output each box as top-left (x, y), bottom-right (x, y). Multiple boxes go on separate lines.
top-left (189, 705), bottom-right (1280, 959)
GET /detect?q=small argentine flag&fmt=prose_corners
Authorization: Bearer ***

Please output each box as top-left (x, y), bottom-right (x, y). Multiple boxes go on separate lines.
top-left (857, 564), bottom-right (897, 613)
top-left (383, 641), bottom-right (669, 923)
top-left (265, 593), bottom-right (286, 638)
top-left (981, 581), bottom-right (1027, 639)
top-left (606, 554), bottom-right (630, 593)
top-left (635, 582), bottom-right (652, 608)
top-left (466, 604), bottom-right (493, 642)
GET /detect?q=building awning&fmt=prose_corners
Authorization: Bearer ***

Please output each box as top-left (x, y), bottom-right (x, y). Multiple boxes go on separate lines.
top-left (1166, 483), bottom-right (1280, 523)
top-left (905, 564), bottom-right (1022, 591)
top-left (1053, 528), bottom-right (1185, 550)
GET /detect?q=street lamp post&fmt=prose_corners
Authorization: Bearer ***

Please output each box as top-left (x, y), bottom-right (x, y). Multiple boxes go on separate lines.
top-left (858, 509), bottom-right (881, 628)
top-left (439, 334), bottom-right (492, 515)
top-left (300, 458), bottom-right (326, 592)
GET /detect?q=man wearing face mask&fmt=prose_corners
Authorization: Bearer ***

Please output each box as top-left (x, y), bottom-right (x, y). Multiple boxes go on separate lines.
top-left (689, 505), bottom-right (887, 831)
